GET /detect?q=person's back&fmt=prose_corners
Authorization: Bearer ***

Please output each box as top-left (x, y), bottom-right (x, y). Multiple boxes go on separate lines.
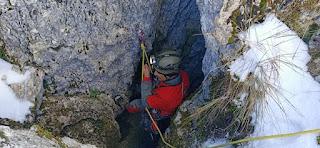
top-left (146, 70), bottom-right (189, 116)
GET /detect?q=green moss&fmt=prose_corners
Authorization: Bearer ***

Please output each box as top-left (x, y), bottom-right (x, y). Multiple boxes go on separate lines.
top-left (278, 0), bottom-right (320, 38)
top-left (89, 89), bottom-right (103, 99)
top-left (228, 8), bottom-right (240, 44)
top-left (317, 135), bottom-right (320, 145)
top-left (0, 130), bottom-right (8, 142)
top-left (0, 46), bottom-right (7, 60)
top-left (35, 125), bottom-right (67, 148)
top-left (259, 0), bottom-right (267, 10)
top-left (303, 23), bottom-right (319, 42)
top-left (314, 52), bottom-right (320, 59)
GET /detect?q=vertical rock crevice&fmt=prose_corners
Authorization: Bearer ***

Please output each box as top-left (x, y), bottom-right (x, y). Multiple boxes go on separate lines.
top-left (154, 0), bottom-right (207, 92)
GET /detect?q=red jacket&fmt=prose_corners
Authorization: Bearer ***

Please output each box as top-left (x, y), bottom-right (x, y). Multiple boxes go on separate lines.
top-left (144, 71), bottom-right (190, 116)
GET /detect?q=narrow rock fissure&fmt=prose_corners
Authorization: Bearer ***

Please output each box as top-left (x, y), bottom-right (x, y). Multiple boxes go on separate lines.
top-left (116, 0), bottom-right (206, 146)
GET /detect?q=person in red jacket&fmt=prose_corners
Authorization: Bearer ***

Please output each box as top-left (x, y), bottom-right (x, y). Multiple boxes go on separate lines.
top-left (126, 50), bottom-right (190, 147)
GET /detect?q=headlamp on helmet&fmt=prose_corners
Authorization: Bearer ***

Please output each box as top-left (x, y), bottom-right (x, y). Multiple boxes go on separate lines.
top-left (149, 55), bottom-right (156, 65)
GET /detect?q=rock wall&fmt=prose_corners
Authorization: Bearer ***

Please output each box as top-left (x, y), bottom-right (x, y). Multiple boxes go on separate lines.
top-left (0, 0), bottom-right (210, 147)
top-left (0, 125), bottom-right (96, 148)
top-left (38, 94), bottom-right (121, 147)
top-left (154, 0), bottom-right (206, 92)
top-left (307, 25), bottom-right (320, 82)
top-left (165, 0), bottom-right (320, 147)
top-left (0, 0), bottom-right (161, 96)
top-left (0, 0), bottom-right (161, 146)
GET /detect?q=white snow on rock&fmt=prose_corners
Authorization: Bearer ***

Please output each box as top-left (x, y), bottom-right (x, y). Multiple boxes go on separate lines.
top-left (0, 59), bottom-right (33, 122)
top-left (230, 14), bottom-right (320, 148)
top-left (201, 138), bottom-right (232, 148)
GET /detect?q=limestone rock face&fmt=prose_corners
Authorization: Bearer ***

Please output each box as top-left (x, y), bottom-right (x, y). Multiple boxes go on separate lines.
top-left (0, 125), bottom-right (96, 148)
top-left (196, 0), bottom-right (223, 77)
top-left (0, 0), bottom-right (161, 96)
top-left (8, 66), bottom-right (44, 103)
top-left (0, 1), bottom-right (159, 145)
top-left (308, 30), bottom-right (320, 82)
top-left (38, 94), bottom-right (122, 147)
top-left (154, 0), bottom-right (207, 91)
top-left (0, 0), bottom-right (209, 147)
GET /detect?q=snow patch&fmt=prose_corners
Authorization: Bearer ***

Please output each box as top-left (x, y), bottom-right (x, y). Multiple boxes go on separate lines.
top-left (230, 14), bottom-right (320, 148)
top-left (0, 59), bottom-right (33, 122)
top-left (202, 138), bottom-right (232, 148)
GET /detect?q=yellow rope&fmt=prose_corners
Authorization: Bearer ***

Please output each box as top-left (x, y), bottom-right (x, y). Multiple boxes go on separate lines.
top-left (141, 43), bottom-right (145, 80)
top-left (140, 42), bottom-right (176, 148)
top-left (212, 129), bottom-right (320, 148)
top-left (145, 108), bottom-right (176, 148)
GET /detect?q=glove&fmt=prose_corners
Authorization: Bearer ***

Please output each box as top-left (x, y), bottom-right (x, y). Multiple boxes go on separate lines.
top-left (126, 99), bottom-right (144, 113)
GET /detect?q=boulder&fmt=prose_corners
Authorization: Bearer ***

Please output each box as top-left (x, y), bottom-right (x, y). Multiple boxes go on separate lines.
top-left (0, 125), bottom-right (96, 148)
top-left (0, 0), bottom-right (161, 96)
top-left (37, 94), bottom-right (124, 147)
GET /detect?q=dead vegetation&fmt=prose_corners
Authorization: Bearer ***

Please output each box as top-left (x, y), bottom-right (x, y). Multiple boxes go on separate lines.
top-left (182, 0), bottom-right (320, 144)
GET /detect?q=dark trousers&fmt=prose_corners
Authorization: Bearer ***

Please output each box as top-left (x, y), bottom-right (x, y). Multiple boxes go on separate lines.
top-left (141, 116), bottom-right (171, 148)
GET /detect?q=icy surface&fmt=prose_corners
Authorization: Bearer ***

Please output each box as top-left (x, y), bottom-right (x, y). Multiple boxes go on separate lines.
top-left (0, 59), bottom-right (33, 122)
top-left (230, 14), bottom-right (320, 148)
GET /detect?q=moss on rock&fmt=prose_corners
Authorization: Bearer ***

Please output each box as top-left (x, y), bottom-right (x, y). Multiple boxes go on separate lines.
top-left (0, 41), bottom-right (7, 60)
top-left (37, 94), bottom-right (121, 147)
top-left (34, 125), bottom-right (67, 148)
top-left (0, 130), bottom-right (8, 142)
top-left (278, 0), bottom-right (320, 38)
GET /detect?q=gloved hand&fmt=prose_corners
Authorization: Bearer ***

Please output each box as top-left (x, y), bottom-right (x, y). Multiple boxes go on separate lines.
top-left (143, 64), bottom-right (151, 78)
top-left (126, 99), bottom-right (144, 113)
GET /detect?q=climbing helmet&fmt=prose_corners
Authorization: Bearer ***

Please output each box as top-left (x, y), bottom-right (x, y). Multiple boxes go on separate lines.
top-left (151, 50), bottom-right (181, 75)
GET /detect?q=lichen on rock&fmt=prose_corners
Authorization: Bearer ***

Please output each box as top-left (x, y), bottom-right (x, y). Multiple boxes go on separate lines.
top-left (38, 94), bottom-right (123, 147)
top-left (0, 125), bottom-right (95, 148)
top-left (308, 30), bottom-right (320, 82)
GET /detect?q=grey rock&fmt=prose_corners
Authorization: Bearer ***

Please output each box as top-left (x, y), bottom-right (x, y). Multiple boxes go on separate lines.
top-left (155, 0), bottom-right (206, 92)
top-left (8, 65), bottom-right (45, 121)
top-left (308, 30), bottom-right (320, 79)
top-left (197, 0), bottom-right (223, 77)
top-left (0, 125), bottom-right (95, 148)
top-left (38, 94), bottom-right (122, 147)
top-left (309, 30), bottom-right (320, 49)
top-left (162, 0), bottom-right (226, 146)
top-left (8, 66), bottom-right (44, 103)
top-left (0, 0), bottom-right (213, 146)
top-left (0, 0), bottom-right (161, 96)
top-left (315, 75), bottom-right (320, 83)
